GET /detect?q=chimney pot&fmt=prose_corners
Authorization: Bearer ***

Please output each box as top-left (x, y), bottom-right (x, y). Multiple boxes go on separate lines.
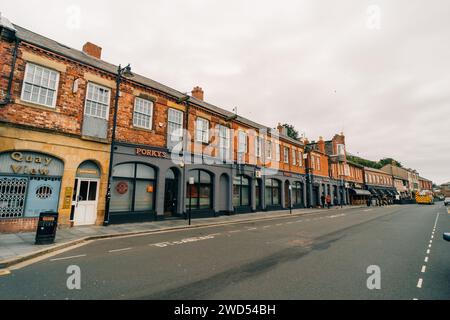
top-left (192, 86), bottom-right (204, 101)
top-left (83, 42), bottom-right (102, 59)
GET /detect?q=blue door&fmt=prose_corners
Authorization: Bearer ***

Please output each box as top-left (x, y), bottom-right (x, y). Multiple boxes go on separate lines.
top-left (24, 177), bottom-right (62, 217)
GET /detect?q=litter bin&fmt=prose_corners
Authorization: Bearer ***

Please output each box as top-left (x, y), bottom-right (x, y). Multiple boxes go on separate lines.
top-left (35, 211), bottom-right (59, 245)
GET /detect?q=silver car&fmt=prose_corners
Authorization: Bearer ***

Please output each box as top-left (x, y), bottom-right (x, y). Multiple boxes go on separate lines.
top-left (445, 197), bottom-right (450, 206)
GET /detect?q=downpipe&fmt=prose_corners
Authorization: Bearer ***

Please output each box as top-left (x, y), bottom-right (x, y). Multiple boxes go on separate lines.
top-left (0, 39), bottom-right (19, 106)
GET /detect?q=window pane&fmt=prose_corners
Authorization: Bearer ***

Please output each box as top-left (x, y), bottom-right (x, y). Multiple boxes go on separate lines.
top-left (200, 171), bottom-right (211, 184)
top-left (233, 185), bottom-right (240, 207)
top-left (113, 164), bottom-right (135, 178)
top-left (199, 185), bottom-right (211, 209)
top-left (241, 186), bottom-right (250, 206)
top-left (265, 186), bottom-right (272, 205)
top-left (78, 181), bottom-right (89, 201)
top-left (111, 179), bottom-right (134, 212)
top-left (134, 180), bottom-right (154, 211)
top-left (136, 164), bottom-right (155, 180)
top-left (88, 181), bottom-right (98, 201)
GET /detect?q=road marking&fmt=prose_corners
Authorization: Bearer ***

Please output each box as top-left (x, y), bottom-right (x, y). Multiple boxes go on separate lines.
top-left (247, 228), bottom-right (257, 231)
top-left (229, 230), bottom-right (242, 233)
top-left (421, 266), bottom-right (427, 273)
top-left (433, 213), bottom-right (440, 229)
top-left (417, 279), bottom-right (423, 288)
top-left (150, 235), bottom-right (216, 248)
top-left (0, 269), bottom-right (11, 276)
top-left (428, 244), bottom-right (432, 248)
top-left (413, 298), bottom-right (419, 301)
top-left (424, 257), bottom-right (429, 263)
top-left (276, 223), bottom-right (283, 226)
top-left (427, 249), bottom-right (431, 254)
top-left (50, 254), bottom-right (87, 262)
top-left (108, 247), bottom-right (132, 253)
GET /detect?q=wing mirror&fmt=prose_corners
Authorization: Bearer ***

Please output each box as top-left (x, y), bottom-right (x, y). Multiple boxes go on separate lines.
top-left (444, 233), bottom-right (450, 242)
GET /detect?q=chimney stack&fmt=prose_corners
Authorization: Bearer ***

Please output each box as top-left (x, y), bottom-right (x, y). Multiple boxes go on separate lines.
top-left (82, 42), bottom-right (102, 59)
top-left (318, 136), bottom-right (326, 153)
top-left (192, 86), bottom-right (204, 101)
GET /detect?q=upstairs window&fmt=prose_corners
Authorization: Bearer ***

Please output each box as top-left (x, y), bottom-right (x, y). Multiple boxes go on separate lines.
top-left (238, 131), bottom-right (248, 154)
top-left (275, 144), bottom-right (281, 162)
top-left (292, 149), bottom-right (296, 166)
top-left (255, 136), bottom-right (262, 158)
top-left (218, 125), bottom-right (231, 161)
top-left (21, 63), bottom-right (59, 108)
top-left (133, 97), bottom-right (153, 129)
top-left (317, 157), bottom-right (321, 170)
top-left (167, 108), bottom-right (184, 148)
top-left (337, 144), bottom-right (346, 156)
top-left (266, 141), bottom-right (272, 160)
top-left (298, 151), bottom-right (303, 167)
top-left (196, 118), bottom-right (210, 144)
top-left (284, 147), bottom-right (289, 164)
top-left (85, 82), bottom-right (111, 119)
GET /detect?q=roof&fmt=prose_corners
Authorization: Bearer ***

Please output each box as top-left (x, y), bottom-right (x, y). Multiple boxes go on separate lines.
top-left (11, 23), bottom-right (304, 148)
top-left (364, 167), bottom-right (392, 175)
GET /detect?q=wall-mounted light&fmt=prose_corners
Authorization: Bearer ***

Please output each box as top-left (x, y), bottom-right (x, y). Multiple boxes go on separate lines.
top-left (72, 78), bottom-right (80, 93)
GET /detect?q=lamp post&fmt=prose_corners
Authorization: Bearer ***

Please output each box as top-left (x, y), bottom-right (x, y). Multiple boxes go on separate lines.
top-left (188, 177), bottom-right (195, 226)
top-left (339, 175), bottom-right (345, 208)
top-left (103, 64), bottom-right (133, 226)
top-left (289, 184), bottom-right (293, 214)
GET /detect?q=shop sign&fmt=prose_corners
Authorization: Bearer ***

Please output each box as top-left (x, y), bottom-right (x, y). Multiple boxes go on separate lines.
top-left (63, 187), bottom-right (73, 209)
top-left (136, 148), bottom-right (169, 159)
top-left (0, 151), bottom-right (64, 176)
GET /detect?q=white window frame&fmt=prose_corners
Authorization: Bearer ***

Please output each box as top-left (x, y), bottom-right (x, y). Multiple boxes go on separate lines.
top-left (133, 97), bottom-right (154, 130)
top-left (275, 144), bottom-right (281, 162)
top-left (196, 117), bottom-right (210, 144)
top-left (167, 108), bottom-right (184, 146)
top-left (84, 82), bottom-right (111, 120)
top-left (292, 149), bottom-right (296, 166)
top-left (21, 62), bottom-right (60, 108)
top-left (255, 136), bottom-right (262, 158)
top-left (218, 125), bottom-right (231, 161)
top-left (317, 157), bottom-right (321, 170)
top-left (266, 140), bottom-right (272, 160)
top-left (298, 151), bottom-right (303, 167)
top-left (283, 147), bottom-right (289, 164)
top-left (337, 144), bottom-right (346, 156)
top-left (311, 155), bottom-right (315, 169)
top-left (238, 131), bottom-right (248, 154)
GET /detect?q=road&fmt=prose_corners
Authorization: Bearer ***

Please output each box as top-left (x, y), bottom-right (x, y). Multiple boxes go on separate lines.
top-left (1, 204), bottom-right (449, 300)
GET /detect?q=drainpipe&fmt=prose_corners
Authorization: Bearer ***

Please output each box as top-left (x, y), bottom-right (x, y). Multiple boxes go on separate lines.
top-left (181, 97), bottom-right (190, 218)
top-left (0, 39), bottom-right (19, 106)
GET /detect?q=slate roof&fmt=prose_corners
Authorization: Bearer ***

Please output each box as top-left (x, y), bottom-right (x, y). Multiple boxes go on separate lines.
top-left (11, 23), bottom-right (304, 148)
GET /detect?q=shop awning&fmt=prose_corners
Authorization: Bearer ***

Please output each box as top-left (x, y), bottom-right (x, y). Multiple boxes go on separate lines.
top-left (351, 189), bottom-right (372, 196)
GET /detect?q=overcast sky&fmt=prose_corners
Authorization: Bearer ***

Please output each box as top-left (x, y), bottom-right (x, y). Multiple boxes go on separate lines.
top-left (1, 0), bottom-right (449, 184)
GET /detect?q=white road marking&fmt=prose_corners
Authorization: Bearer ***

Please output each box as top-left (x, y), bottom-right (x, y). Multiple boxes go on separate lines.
top-left (417, 279), bottom-right (423, 288)
top-left (429, 244), bottom-right (432, 248)
top-left (427, 249), bottom-right (431, 254)
top-left (150, 235), bottom-right (216, 248)
top-left (433, 213), bottom-right (440, 229)
top-left (424, 257), bottom-right (429, 263)
top-left (421, 266), bottom-right (427, 273)
top-left (247, 228), bottom-right (257, 231)
top-left (50, 254), bottom-right (87, 262)
top-left (108, 247), bottom-right (132, 253)
top-left (413, 298), bottom-right (419, 301)
top-left (229, 230), bottom-right (242, 233)
top-left (430, 240), bottom-right (433, 244)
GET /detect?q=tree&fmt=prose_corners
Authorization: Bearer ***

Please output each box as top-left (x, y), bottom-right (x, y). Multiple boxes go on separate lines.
top-left (282, 124), bottom-right (300, 140)
top-left (379, 158), bottom-right (402, 168)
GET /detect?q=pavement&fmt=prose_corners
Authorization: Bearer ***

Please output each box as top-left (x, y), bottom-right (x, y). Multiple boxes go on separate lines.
top-left (1, 203), bottom-right (449, 300)
top-left (0, 206), bottom-right (348, 268)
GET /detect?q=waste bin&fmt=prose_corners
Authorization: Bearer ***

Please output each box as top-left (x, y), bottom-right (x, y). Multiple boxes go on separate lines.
top-left (35, 211), bottom-right (59, 245)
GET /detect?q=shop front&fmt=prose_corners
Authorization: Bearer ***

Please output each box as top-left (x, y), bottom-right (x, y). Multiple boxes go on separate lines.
top-left (348, 182), bottom-right (371, 205)
top-left (0, 126), bottom-right (110, 233)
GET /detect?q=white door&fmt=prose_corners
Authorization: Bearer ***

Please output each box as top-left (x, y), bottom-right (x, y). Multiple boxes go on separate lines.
top-left (73, 179), bottom-right (99, 226)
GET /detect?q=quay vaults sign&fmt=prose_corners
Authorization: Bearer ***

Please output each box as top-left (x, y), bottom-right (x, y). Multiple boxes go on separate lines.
top-left (0, 151), bottom-right (64, 176)
top-left (136, 148), bottom-right (169, 159)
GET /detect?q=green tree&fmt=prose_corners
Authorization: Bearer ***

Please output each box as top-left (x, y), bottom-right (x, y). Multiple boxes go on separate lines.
top-left (379, 158), bottom-right (402, 168)
top-left (282, 124), bottom-right (300, 140)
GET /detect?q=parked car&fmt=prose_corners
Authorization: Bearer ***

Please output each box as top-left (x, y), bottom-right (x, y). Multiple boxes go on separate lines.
top-left (444, 233), bottom-right (450, 242)
top-left (444, 197), bottom-right (450, 206)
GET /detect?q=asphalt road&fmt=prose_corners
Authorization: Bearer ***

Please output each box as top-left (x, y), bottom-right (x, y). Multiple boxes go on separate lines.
top-left (1, 204), bottom-right (449, 300)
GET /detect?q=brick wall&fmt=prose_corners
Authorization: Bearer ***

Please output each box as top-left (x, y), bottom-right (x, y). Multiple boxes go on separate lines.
top-left (0, 218), bottom-right (38, 233)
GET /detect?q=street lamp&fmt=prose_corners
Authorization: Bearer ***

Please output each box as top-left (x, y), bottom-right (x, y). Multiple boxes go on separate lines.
top-left (103, 64), bottom-right (134, 226)
top-left (188, 177), bottom-right (195, 226)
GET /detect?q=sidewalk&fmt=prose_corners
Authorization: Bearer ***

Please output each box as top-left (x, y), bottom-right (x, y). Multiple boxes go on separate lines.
top-left (0, 206), bottom-right (356, 268)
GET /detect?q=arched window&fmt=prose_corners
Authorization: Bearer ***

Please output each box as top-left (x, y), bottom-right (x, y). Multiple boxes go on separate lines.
top-left (292, 181), bottom-right (303, 206)
top-left (233, 175), bottom-right (250, 207)
top-left (186, 170), bottom-right (213, 210)
top-left (111, 163), bottom-right (156, 213)
top-left (265, 179), bottom-right (281, 206)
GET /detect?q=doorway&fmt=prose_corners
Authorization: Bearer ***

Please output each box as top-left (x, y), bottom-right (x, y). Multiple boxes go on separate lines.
top-left (73, 178), bottom-right (99, 226)
top-left (164, 168), bottom-right (178, 217)
top-left (73, 161), bottom-right (101, 226)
